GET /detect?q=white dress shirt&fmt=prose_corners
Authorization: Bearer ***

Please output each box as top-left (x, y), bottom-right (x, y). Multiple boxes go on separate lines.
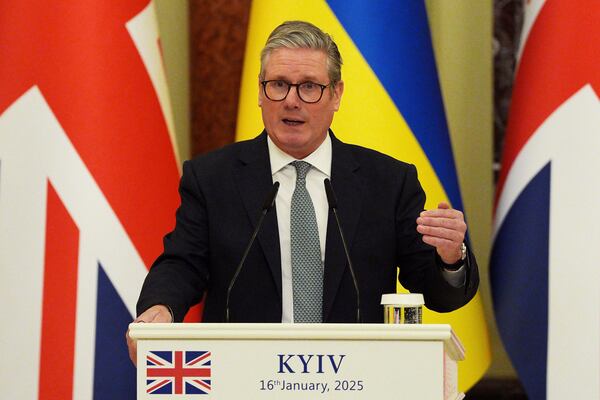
top-left (266, 133), bottom-right (465, 323)
top-left (267, 134), bottom-right (332, 323)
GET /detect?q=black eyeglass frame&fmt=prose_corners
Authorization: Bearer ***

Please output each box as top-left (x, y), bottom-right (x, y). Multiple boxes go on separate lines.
top-left (260, 80), bottom-right (333, 104)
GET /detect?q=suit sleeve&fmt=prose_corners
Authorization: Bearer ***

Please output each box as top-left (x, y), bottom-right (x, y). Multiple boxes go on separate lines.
top-left (395, 164), bottom-right (479, 312)
top-left (136, 160), bottom-right (210, 322)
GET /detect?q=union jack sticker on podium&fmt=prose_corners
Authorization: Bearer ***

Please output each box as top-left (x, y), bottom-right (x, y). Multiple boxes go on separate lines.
top-left (146, 350), bottom-right (212, 395)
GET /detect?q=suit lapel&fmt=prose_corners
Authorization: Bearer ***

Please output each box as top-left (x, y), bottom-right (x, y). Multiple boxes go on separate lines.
top-left (323, 133), bottom-right (363, 321)
top-left (233, 132), bottom-right (282, 300)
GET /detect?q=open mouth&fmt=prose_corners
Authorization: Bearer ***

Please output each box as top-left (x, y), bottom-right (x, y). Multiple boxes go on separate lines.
top-left (282, 118), bottom-right (305, 126)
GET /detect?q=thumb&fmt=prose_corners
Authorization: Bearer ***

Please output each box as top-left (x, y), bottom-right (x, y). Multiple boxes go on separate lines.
top-left (438, 201), bottom-right (450, 210)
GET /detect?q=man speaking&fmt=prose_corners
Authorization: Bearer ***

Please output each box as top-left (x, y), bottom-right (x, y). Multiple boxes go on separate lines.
top-left (127, 20), bottom-right (478, 361)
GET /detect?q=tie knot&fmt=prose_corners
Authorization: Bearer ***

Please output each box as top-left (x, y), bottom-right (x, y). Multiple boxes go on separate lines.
top-left (292, 161), bottom-right (311, 180)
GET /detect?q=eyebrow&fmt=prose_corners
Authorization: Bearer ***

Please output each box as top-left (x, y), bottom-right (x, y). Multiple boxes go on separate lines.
top-left (266, 77), bottom-right (323, 84)
top-left (266, 73), bottom-right (322, 82)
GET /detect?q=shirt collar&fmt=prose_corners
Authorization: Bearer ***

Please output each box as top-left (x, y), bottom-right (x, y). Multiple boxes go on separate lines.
top-left (267, 132), bottom-right (332, 177)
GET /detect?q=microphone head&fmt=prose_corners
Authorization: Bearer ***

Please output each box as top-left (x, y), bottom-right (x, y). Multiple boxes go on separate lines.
top-left (262, 181), bottom-right (280, 210)
top-left (323, 178), bottom-right (338, 209)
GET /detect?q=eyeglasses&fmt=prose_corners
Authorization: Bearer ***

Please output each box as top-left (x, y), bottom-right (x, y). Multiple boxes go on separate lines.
top-left (261, 80), bottom-right (332, 104)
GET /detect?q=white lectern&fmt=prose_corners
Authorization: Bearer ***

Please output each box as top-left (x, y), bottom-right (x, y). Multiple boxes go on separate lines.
top-left (129, 323), bottom-right (465, 399)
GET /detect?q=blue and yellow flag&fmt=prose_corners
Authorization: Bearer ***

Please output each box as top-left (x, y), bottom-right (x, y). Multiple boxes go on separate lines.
top-left (236, 0), bottom-right (490, 389)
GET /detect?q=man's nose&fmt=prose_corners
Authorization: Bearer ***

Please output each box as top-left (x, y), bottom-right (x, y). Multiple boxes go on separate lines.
top-left (283, 86), bottom-right (301, 108)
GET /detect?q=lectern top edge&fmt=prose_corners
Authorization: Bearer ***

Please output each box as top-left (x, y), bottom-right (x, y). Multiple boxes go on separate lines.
top-left (128, 323), bottom-right (464, 361)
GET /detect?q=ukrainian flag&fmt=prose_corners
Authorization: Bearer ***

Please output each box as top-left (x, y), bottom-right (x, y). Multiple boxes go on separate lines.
top-left (236, 0), bottom-right (491, 389)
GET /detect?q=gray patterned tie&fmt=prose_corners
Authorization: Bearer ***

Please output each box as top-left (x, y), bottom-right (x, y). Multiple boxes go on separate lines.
top-left (290, 161), bottom-right (323, 323)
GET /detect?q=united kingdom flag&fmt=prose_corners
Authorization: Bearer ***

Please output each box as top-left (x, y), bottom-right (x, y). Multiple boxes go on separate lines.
top-left (491, 1), bottom-right (600, 399)
top-left (146, 351), bottom-right (212, 395)
top-left (0, 1), bottom-right (188, 399)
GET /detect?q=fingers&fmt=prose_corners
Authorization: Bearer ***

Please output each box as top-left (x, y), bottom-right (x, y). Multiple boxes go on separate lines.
top-left (416, 210), bottom-right (466, 240)
top-left (416, 224), bottom-right (464, 243)
top-left (135, 305), bottom-right (172, 323)
top-left (126, 305), bottom-right (172, 366)
top-left (416, 204), bottom-right (466, 265)
top-left (417, 215), bottom-right (466, 230)
top-left (421, 234), bottom-right (456, 249)
top-left (126, 329), bottom-right (138, 366)
top-left (420, 207), bottom-right (464, 221)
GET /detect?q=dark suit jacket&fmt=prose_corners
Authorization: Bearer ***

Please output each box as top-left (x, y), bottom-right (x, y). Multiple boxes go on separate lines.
top-left (137, 131), bottom-right (478, 323)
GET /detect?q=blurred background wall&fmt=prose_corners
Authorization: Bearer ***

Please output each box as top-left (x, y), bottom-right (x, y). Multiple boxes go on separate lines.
top-left (155, 0), bottom-right (191, 161)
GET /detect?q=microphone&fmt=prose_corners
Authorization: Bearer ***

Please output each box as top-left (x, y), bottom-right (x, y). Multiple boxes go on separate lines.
top-left (323, 178), bottom-right (361, 323)
top-left (225, 182), bottom-right (280, 322)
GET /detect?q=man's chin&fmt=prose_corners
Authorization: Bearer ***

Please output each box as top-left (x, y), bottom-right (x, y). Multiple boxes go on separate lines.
top-left (268, 128), bottom-right (325, 158)
top-left (273, 130), bottom-right (307, 146)
top-left (272, 138), bottom-right (309, 158)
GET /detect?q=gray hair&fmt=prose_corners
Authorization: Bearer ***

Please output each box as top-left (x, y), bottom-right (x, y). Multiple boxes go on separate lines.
top-left (259, 20), bottom-right (343, 85)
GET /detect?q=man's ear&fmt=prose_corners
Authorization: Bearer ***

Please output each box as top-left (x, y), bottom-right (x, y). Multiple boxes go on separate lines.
top-left (333, 80), bottom-right (344, 111)
top-left (258, 76), bottom-right (263, 107)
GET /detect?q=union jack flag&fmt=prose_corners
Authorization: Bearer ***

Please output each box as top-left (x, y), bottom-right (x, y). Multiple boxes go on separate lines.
top-left (0, 1), bottom-right (188, 398)
top-left (146, 351), bottom-right (212, 395)
top-left (491, 1), bottom-right (600, 399)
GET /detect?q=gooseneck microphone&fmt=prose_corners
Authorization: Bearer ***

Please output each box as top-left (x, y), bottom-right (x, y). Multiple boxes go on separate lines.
top-left (323, 178), bottom-right (361, 323)
top-left (225, 182), bottom-right (280, 322)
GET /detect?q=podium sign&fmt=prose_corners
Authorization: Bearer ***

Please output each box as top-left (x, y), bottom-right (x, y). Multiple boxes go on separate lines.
top-left (129, 323), bottom-right (465, 399)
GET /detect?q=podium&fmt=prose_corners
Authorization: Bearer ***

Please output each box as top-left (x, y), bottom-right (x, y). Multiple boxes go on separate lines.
top-left (129, 323), bottom-right (465, 399)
